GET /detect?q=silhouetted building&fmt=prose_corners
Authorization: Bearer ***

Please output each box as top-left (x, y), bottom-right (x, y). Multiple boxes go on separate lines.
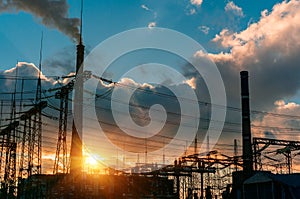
top-left (18, 173), bottom-right (176, 199)
top-left (244, 172), bottom-right (300, 199)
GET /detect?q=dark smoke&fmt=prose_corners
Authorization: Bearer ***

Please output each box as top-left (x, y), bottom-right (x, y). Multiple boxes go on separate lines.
top-left (0, 0), bottom-right (80, 42)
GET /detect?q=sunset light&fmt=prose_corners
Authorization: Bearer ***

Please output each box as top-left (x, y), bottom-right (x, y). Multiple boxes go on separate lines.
top-left (86, 156), bottom-right (98, 166)
top-left (84, 152), bottom-right (105, 173)
top-left (1, 0), bottom-right (300, 198)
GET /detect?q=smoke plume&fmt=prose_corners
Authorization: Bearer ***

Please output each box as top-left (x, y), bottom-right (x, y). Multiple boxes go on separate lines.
top-left (0, 0), bottom-right (80, 42)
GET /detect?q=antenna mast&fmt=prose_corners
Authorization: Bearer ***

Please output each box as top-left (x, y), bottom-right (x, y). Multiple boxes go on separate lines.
top-left (34, 32), bottom-right (43, 176)
top-left (79, 0), bottom-right (83, 44)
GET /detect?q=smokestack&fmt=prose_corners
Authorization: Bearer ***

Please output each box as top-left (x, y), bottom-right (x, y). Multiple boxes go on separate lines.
top-left (240, 71), bottom-right (253, 178)
top-left (70, 42), bottom-right (84, 174)
top-left (0, 0), bottom-right (80, 41)
top-left (70, 0), bottom-right (84, 174)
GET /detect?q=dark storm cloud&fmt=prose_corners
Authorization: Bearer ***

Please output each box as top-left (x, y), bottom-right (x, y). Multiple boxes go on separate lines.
top-left (0, 0), bottom-right (80, 41)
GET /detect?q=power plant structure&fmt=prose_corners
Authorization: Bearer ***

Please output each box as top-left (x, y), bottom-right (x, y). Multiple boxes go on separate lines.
top-left (1, 46), bottom-right (300, 198)
top-left (1, 11), bottom-right (300, 199)
top-left (69, 33), bottom-right (84, 176)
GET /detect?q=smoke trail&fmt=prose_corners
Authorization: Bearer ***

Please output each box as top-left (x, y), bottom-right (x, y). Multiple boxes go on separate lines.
top-left (0, 0), bottom-right (80, 42)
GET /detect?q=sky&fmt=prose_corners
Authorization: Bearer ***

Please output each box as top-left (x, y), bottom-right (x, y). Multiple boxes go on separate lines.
top-left (0, 0), bottom-right (280, 71)
top-left (1, 0), bottom-right (300, 173)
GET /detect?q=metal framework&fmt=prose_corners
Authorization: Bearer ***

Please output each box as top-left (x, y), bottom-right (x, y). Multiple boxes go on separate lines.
top-left (53, 82), bottom-right (74, 174)
top-left (140, 150), bottom-right (243, 199)
top-left (0, 120), bottom-right (18, 198)
top-left (253, 137), bottom-right (300, 174)
top-left (0, 73), bottom-right (19, 198)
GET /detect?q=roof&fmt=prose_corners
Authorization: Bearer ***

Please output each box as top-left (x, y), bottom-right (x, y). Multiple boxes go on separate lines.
top-left (244, 172), bottom-right (300, 187)
top-left (244, 172), bottom-right (272, 184)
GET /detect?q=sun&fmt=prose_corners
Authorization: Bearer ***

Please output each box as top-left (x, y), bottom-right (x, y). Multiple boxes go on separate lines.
top-left (86, 156), bottom-right (98, 166)
top-left (84, 153), bottom-right (105, 172)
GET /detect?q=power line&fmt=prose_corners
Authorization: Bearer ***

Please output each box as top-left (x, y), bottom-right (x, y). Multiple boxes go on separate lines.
top-left (1, 74), bottom-right (300, 120)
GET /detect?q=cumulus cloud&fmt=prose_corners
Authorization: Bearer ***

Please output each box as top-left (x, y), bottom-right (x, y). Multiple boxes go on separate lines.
top-left (3, 62), bottom-right (54, 85)
top-left (118, 77), bottom-right (155, 90)
top-left (198, 25), bottom-right (210, 34)
top-left (190, 0), bottom-right (203, 7)
top-left (148, 22), bottom-right (156, 28)
top-left (181, 0), bottom-right (300, 144)
top-left (183, 77), bottom-right (197, 90)
top-left (0, 62), bottom-right (71, 102)
top-left (0, 63), bottom-right (63, 113)
top-left (0, 62), bottom-right (73, 173)
top-left (186, 0), bottom-right (202, 16)
top-left (212, 29), bottom-right (239, 48)
top-left (252, 100), bottom-right (300, 140)
top-left (205, 0), bottom-right (300, 112)
top-left (225, 1), bottom-right (244, 17)
top-left (88, 76), bottom-right (203, 160)
top-left (214, 0), bottom-right (300, 53)
top-left (251, 100), bottom-right (300, 172)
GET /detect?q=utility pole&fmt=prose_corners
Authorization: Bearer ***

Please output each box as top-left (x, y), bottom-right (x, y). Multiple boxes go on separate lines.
top-left (54, 82), bottom-right (73, 174)
top-left (194, 137), bottom-right (198, 155)
top-left (1, 67), bottom-right (19, 197)
top-left (19, 101), bottom-right (47, 178)
top-left (36, 32), bottom-right (43, 175)
top-left (234, 139), bottom-right (238, 171)
top-left (0, 100), bottom-right (3, 180)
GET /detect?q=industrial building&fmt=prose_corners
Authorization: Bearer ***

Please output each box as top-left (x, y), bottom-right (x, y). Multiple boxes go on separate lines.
top-left (244, 172), bottom-right (300, 199)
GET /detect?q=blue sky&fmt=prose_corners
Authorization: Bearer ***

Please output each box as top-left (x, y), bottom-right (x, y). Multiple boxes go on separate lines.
top-left (1, 0), bottom-right (300, 140)
top-left (0, 0), bottom-right (280, 71)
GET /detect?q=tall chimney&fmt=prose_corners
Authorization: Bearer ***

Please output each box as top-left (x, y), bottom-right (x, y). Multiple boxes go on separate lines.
top-left (240, 71), bottom-right (253, 178)
top-left (70, 1), bottom-right (84, 174)
top-left (70, 41), bottom-right (84, 174)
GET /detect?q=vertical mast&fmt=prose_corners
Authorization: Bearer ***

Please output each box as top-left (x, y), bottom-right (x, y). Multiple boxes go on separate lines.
top-left (36, 32), bottom-right (43, 174)
top-left (70, 0), bottom-right (84, 174)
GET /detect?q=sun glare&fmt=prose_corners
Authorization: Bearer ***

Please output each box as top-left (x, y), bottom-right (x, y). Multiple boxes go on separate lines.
top-left (86, 156), bottom-right (98, 166)
top-left (84, 153), bottom-right (105, 172)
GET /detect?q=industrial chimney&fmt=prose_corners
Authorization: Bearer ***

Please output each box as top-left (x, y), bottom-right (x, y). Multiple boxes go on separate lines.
top-left (70, 2), bottom-right (84, 174)
top-left (70, 40), bottom-right (84, 175)
top-left (240, 71), bottom-right (253, 179)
